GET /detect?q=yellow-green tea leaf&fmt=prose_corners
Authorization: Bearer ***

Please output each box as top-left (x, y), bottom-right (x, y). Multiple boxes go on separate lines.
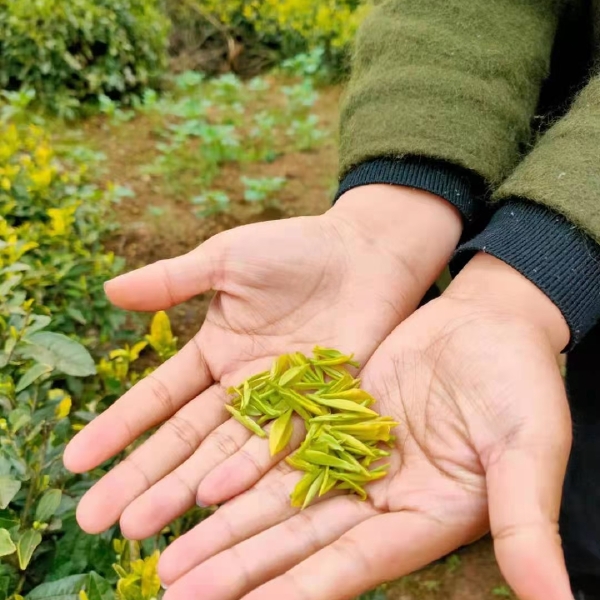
top-left (300, 450), bottom-right (360, 472)
top-left (270, 354), bottom-right (290, 379)
top-left (321, 389), bottom-right (375, 404)
top-left (269, 409), bottom-right (294, 456)
top-left (290, 470), bottom-right (320, 508)
top-left (303, 469), bottom-right (326, 509)
top-left (225, 405), bottom-right (266, 438)
top-left (241, 381), bottom-right (251, 410)
top-left (286, 454), bottom-right (317, 472)
top-left (311, 397), bottom-right (378, 416)
top-left (335, 475), bottom-right (368, 500)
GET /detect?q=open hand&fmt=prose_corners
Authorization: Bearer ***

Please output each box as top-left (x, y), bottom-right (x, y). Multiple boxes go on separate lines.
top-left (157, 254), bottom-right (574, 600)
top-left (63, 185), bottom-right (461, 539)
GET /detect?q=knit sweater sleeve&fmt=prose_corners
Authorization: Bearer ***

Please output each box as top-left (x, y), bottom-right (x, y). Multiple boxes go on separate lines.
top-left (337, 0), bottom-right (560, 221)
top-left (454, 73), bottom-right (600, 347)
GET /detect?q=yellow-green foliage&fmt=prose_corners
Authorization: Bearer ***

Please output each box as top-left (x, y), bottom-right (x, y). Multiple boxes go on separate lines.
top-left (0, 120), bottom-right (179, 598)
top-left (0, 123), bottom-right (122, 337)
top-left (203, 0), bottom-right (368, 49)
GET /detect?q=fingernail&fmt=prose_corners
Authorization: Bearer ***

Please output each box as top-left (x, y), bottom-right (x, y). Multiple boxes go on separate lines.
top-left (196, 498), bottom-right (207, 508)
top-left (160, 582), bottom-right (169, 590)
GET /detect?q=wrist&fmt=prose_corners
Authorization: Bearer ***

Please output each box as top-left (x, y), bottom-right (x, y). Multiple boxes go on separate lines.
top-left (447, 253), bottom-right (570, 352)
top-left (326, 184), bottom-right (463, 289)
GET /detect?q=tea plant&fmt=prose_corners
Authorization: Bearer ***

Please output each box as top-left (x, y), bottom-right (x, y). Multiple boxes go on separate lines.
top-left (0, 0), bottom-right (170, 115)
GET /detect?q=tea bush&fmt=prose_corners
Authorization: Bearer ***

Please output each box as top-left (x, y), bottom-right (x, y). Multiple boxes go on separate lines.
top-left (0, 0), bottom-right (170, 116)
top-left (0, 119), bottom-right (182, 598)
top-left (167, 0), bottom-right (368, 77)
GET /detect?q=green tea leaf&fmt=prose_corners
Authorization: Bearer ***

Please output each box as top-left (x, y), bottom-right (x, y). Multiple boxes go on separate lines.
top-left (27, 574), bottom-right (87, 599)
top-left (17, 528), bottom-right (42, 570)
top-left (279, 364), bottom-right (308, 387)
top-left (225, 405), bottom-right (266, 438)
top-left (21, 332), bottom-right (96, 377)
top-left (86, 571), bottom-right (115, 600)
top-left (290, 470), bottom-right (320, 508)
top-left (269, 409), bottom-right (294, 456)
top-left (311, 397), bottom-right (378, 416)
top-left (300, 450), bottom-right (360, 472)
top-left (0, 477), bottom-right (21, 509)
top-left (320, 389), bottom-right (375, 403)
top-left (0, 528), bottom-right (16, 557)
top-left (303, 469), bottom-right (325, 509)
top-left (15, 363), bottom-right (51, 392)
top-left (35, 489), bottom-right (62, 522)
top-left (335, 475), bottom-right (367, 501)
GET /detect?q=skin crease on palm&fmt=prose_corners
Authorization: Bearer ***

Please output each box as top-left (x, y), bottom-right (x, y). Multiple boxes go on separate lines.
top-left (63, 187), bottom-right (575, 600)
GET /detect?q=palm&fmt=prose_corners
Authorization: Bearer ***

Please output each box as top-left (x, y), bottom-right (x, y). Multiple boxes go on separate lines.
top-left (157, 297), bottom-right (573, 600)
top-left (64, 204), bottom-right (440, 540)
top-left (193, 215), bottom-right (409, 380)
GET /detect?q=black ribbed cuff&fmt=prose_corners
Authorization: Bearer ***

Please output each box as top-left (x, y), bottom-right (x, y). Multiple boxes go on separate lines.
top-left (454, 200), bottom-right (600, 349)
top-left (335, 157), bottom-right (485, 224)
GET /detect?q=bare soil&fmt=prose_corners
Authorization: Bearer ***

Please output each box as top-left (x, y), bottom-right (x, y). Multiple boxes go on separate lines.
top-left (79, 82), bottom-right (512, 599)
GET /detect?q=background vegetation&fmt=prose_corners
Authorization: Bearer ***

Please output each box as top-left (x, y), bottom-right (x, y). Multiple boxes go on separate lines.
top-left (0, 1), bottom-right (514, 599)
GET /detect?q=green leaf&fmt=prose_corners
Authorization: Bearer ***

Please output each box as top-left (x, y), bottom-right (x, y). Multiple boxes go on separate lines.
top-left (17, 529), bottom-right (42, 570)
top-left (15, 363), bottom-right (51, 392)
top-left (27, 574), bottom-right (87, 599)
top-left (0, 477), bottom-right (21, 509)
top-left (0, 509), bottom-right (20, 530)
top-left (21, 332), bottom-right (96, 377)
top-left (0, 528), bottom-right (16, 557)
top-left (86, 572), bottom-right (115, 600)
top-left (269, 409), bottom-right (294, 456)
top-left (35, 489), bottom-right (62, 522)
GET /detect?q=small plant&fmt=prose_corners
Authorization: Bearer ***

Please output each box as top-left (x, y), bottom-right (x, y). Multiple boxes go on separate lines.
top-left (282, 81), bottom-right (319, 112)
top-left (191, 191), bottom-right (231, 218)
top-left (280, 48), bottom-right (327, 78)
top-left (241, 176), bottom-right (286, 210)
top-left (492, 586), bottom-right (513, 597)
top-left (173, 70), bottom-right (205, 91)
top-left (287, 114), bottom-right (326, 151)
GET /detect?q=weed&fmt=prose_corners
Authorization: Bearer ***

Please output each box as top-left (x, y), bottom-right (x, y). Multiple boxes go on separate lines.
top-left (242, 176), bottom-right (286, 210)
top-left (192, 190), bottom-right (231, 218)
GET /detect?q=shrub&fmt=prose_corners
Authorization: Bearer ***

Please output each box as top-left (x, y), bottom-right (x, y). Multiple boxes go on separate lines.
top-left (0, 0), bottom-right (171, 116)
top-left (167, 0), bottom-right (368, 78)
top-left (0, 118), bottom-right (191, 597)
top-left (0, 123), bottom-right (124, 338)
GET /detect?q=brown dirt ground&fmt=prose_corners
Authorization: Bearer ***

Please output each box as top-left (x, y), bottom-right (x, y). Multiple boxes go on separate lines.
top-left (78, 82), bottom-right (513, 599)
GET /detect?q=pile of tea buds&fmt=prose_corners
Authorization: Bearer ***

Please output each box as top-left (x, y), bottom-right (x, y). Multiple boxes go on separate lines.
top-left (226, 346), bottom-right (398, 509)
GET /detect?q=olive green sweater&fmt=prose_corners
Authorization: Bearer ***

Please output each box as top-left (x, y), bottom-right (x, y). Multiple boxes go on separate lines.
top-left (338, 0), bottom-right (600, 345)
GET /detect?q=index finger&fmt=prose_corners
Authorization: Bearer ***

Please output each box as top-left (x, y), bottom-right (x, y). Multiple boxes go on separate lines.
top-left (63, 336), bottom-right (212, 473)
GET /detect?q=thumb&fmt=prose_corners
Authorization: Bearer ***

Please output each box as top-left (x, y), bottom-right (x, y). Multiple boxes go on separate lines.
top-left (485, 367), bottom-right (574, 600)
top-left (104, 234), bottom-right (227, 311)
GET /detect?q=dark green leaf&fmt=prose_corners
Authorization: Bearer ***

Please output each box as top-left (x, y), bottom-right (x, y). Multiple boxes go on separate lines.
top-left (21, 332), bottom-right (96, 377)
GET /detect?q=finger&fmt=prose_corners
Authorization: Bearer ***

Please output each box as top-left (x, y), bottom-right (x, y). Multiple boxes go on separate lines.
top-left (74, 384), bottom-right (231, 534)
top-left (163, 496), bottom-right (376, 600)
top-left (244, 511), bottom-right (466, 600)
top-left (485, 367), bottom-right (574, 599)
top-left (158, 470), bottom-right (304, 585)
top-left (63, 336), bottom-right (212, 474)
top-left (196, 416), bottom-right (306, 506)
top-left (105, 235), bottom-right (226, 311)
top-left (118, 415), bottom-right (254, 539)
